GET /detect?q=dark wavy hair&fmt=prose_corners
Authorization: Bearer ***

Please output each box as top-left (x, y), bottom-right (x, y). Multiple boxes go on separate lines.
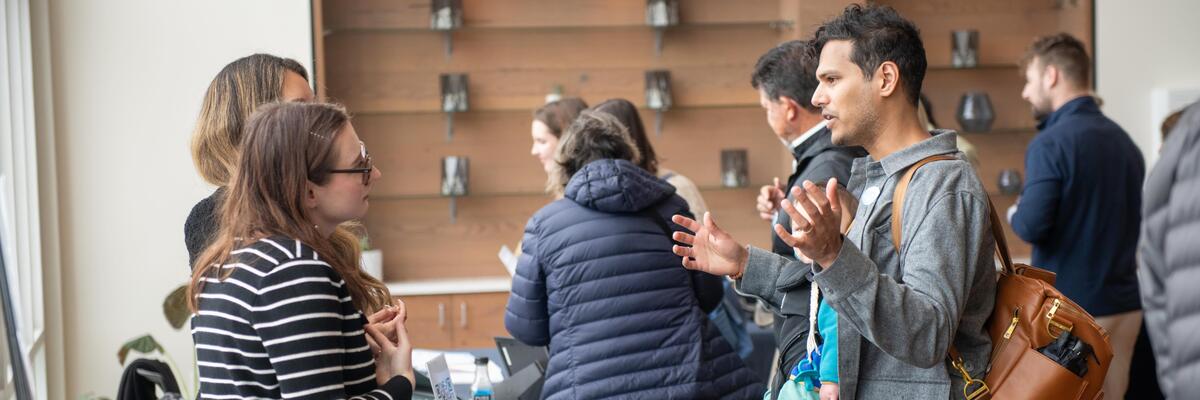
top-left (751, 40), bottom-right (821, 113)
top-left (591, 98), bottom-right (659, 174)
top-left (547, 110), bottom-right (641, 195)
top-left (811, 4), bottom-right (927, 105)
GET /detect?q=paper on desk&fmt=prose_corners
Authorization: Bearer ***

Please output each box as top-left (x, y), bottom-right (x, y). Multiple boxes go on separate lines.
top-left (425, 354), bottom-right (456, 400)
top-left (414, 349), bottom-right (504, 384)
top-left (498, 245), bottom-right (518, 276)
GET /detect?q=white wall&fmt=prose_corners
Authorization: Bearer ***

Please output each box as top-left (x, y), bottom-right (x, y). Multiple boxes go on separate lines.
top-left (1096, 0), bottom-right (1200, 167)
top-left (45, 1), bottom-right (312, 397)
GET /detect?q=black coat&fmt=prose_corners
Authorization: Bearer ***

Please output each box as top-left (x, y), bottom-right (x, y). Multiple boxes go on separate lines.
top-left (184, 188), bottom-right (222, 267)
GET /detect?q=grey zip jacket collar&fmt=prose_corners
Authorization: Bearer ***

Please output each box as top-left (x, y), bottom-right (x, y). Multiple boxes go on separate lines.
top-left (741, 131), bottom-right (997, 400)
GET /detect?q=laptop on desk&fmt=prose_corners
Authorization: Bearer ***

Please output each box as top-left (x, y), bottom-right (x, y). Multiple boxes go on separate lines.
top-left (494, 337), bottom-right (547, 400)
top-left (493, 337), bottom-right (548, 376)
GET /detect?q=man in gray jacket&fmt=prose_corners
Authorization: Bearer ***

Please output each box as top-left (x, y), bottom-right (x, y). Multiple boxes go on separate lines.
top-left (1139, 101), bottom-right (1200, 399)
top-left (671, 5), bottom-right (997, 399)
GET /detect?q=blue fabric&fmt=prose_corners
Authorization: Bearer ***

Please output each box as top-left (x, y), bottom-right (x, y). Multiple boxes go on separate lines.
top-left (816, 299), bottom-right (838, 384)
top-left (1011, 96), bottom-right (1144, 316)
top-left (505, 159), bottom-right (763, 400)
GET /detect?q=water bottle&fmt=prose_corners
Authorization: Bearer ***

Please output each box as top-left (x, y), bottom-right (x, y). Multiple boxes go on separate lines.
top-left (470, 357), bottom-right (494, 400)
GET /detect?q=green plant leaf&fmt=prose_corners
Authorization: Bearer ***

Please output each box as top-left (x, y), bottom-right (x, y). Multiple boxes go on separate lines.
top-left (117, 334), bottom-right (163, 365)
top-left (163, 283), bottom-right (191, 330)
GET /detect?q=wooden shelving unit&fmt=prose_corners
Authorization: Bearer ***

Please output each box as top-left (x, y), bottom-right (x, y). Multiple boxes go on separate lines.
top-left (314, 0), bottom-right (1092, 349)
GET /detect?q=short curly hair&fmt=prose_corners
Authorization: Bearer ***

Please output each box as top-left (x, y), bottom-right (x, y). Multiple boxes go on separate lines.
top-left (546, 111), bottom-right (641, 195)
top-left (811, 4), bottom-right (927, 105)
top-left (1022, 33), bottom-right (1090, 88)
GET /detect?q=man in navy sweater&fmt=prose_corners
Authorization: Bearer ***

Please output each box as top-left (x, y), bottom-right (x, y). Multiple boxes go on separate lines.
top-left (1010, 33), bottom-right (1144, 400)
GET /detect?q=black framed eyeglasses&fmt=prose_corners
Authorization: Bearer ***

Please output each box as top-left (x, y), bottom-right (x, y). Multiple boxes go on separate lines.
top-left (328, 141), bottom-right (374, 185)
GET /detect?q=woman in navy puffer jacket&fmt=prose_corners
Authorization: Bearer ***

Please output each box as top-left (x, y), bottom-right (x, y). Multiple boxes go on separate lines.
top-left (505, 111), bottom-right (763, 399)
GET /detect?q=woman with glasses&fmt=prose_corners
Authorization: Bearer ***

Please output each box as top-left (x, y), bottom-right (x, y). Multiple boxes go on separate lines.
top-left (185, 54), bottom-right (315, 267)
top-left (188, 101), bottom-right (414, 399)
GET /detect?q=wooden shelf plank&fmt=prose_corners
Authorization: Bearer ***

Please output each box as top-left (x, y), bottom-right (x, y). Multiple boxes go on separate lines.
top-left (324, 0), bottom-right (783, 31)
top-left (328, 65), bottom-right (760, 113)
top-left (922, 67), bottom-right (1038, 133)
top-left (324, 25), bottom-right (782, 72)
top-left (959, 130), bottom-right (1037, 194)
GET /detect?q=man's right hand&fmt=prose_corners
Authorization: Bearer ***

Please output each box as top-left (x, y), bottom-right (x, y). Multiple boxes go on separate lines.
top-left (671, 212), bottom-right (749, 278)
top-left (756, 177), bottom-right (786, 222)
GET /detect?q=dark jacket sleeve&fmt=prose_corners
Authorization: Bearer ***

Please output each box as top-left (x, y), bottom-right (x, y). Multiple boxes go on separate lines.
top-left (801, 149), bottom-right (859, 187)
top-left (1011, 138), bottom-right (1064, 243)
top-left (691, 271), bottom-right (724, 313)
top-left (505, 214), bottom-right (551, 346)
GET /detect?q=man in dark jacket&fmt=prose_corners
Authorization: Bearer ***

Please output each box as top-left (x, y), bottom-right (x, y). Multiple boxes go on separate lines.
top-left (1139, 101), bottom-right (1200, 399)
top-left (747, 39), bottom-right (866, 398)
top-left (1009, 33), bottom-right (1144, 399)
top-left (505, 111), bottom-right (762, 400)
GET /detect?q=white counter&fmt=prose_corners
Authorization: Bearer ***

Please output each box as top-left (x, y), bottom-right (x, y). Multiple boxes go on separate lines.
top-left (387, 277), bottom-right (512, 296)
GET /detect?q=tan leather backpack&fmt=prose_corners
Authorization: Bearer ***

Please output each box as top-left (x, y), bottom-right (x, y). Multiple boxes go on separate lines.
top-left (893, 154), bottom-right (1114, 400)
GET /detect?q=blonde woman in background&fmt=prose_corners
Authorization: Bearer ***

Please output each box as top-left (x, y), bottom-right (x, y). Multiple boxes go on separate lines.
top-left (530, 97), bottom-right (589, 194)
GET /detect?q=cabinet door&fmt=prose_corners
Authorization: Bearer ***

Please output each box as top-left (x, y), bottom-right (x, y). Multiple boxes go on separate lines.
top-left (451, 292), bottom-right (512, 349)
top-left (396, 295), bottom-right (454, 349)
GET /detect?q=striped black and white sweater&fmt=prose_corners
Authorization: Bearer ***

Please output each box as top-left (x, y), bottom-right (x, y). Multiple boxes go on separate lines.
top-left (191, 235), bottom-right (411, 399)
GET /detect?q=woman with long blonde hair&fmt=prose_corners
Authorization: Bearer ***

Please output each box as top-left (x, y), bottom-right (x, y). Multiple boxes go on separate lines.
top-left (185, 54), bottom-right (314, 266)
top-left (188, 102), bottom-right (411, 399)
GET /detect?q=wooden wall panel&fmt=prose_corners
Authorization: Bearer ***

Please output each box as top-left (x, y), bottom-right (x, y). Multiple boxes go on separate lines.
top-left (923, 68), bottom-right (1035, 132)
top-left (1057, 0), bottom-right (1094, 74)
top-left (886, 0), bottom-right (1061, 68)
top-left (779, 0), bottom-right (851, 39)
top-left (647, 108), bottom-right (792, 189)
top-left (366, 195), bottom-right (544, 281)
top-left (329, 65), bottom-right (760, 113)
top-left (365, 187), bottom-right (769, 281)
top-left (325, 26), bottom-right (782, 72)
top-left (354, 107), bottom-right (788, 197)
top-left (960, 130), bottom-right (1036, 194)
top-left (355, 111), bottom-right (546, 197)
top-left (701, 188), bottom-right (773, 250)
top-left (990, 193), bottom-right (1032, 260)
top-left (324, 0), bottom-right (783, 31)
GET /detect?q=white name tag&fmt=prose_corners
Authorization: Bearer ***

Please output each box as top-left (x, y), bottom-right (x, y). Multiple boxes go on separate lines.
top-left (861, 186), bottom-right (881, 206)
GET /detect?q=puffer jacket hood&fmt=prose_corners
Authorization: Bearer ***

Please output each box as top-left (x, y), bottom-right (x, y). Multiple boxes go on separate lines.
top-left (563, 158), bottom-right (677, 213)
